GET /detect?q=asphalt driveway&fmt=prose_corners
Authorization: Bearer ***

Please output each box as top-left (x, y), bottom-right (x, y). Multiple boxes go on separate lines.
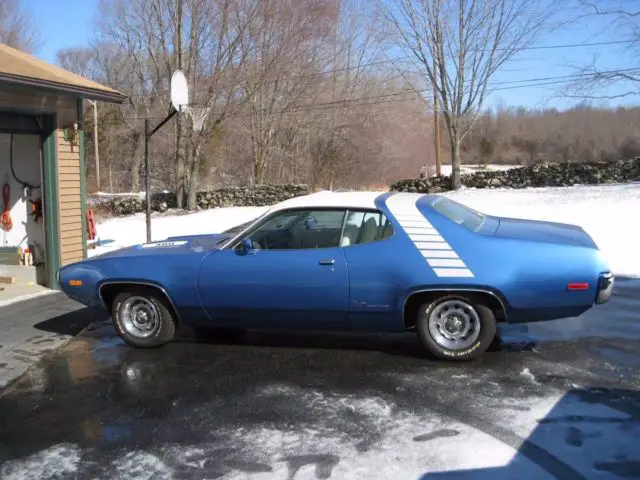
top-left (0, 279), bottom-right (639, 479)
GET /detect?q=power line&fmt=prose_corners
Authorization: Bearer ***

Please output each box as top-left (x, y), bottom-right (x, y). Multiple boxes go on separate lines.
top-left (89, 67), bottom-right (640, 126)
top-left (98, 39), bottom-right (637, 96)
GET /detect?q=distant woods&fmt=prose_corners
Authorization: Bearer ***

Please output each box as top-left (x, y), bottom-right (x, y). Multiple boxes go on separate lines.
top-left (43, 0), bottom-right (640, 205)
top-left (460, 105), bottom-right (640, 168)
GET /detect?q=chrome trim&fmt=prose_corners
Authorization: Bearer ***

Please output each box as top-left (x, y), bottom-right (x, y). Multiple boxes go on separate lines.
top-left (402, 287), bottom-right (508, 327)
top-left (98, 280), bottom-right (182, 323)
top-left (596, 272), bottom-right (614, 304)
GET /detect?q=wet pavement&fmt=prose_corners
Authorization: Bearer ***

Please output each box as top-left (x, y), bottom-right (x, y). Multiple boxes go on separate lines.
top-left (1, 279), bottom-right (640, 479)
top-left (0, 293), bottom-right (90, 388)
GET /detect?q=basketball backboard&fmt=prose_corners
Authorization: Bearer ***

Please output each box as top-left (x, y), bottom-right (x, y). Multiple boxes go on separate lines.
top-left (170, 70), bottom-right (189, 112)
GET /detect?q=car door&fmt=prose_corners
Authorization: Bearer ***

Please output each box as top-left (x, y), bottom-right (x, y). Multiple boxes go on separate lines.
top-left (340, 209), bottom-right (404, 331)
top-left (197, 208), bottom-right (349, 329)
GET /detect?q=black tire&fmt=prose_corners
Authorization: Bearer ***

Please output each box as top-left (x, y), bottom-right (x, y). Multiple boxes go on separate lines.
top-left (415, 294), bottom-right (497, 361)
top-left (111, 287), bottom-right (177, 348)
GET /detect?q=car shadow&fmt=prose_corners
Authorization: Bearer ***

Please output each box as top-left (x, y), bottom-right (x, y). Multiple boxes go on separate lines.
top-left (33, 307), bottom-right (110, 336)
top-left (418, 386), bottom-right (640, 479)
top-left (179, 326), bottom-right (534, 361)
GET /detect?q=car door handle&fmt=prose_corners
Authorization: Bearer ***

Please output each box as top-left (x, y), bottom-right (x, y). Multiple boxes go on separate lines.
top-left (319, 259), bottom-right (335, 266)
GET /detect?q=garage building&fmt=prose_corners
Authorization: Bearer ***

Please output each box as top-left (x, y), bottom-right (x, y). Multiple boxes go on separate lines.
top-left (0, 43), bottom-right (125, 298)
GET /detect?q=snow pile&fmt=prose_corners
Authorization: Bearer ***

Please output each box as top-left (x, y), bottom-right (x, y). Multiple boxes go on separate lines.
top-left (439, 164), bottom-right (518, 176)
top-left (90, 182), bottom-right (640, 277)
top-left (89, 206), bottom-right (268, 257)
top-left (445, 183), bottom-right (640, 277)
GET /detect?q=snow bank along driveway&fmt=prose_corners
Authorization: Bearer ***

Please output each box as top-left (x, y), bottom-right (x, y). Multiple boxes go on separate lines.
top-left (445, 183), bottom-right (640, 278)
top-left (92, 183), bottom-right (640, 277)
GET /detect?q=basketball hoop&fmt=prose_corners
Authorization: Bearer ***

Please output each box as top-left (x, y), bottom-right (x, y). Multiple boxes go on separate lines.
top-left (171, 70), bottom-right (189, 112)
top-left (183, 104), bottom-right (210, 133)
top-left (170, 70), bottom-right (210, 132)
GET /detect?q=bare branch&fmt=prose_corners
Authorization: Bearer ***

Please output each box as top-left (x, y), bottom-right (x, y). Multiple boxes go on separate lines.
top-left (383, 0), bottom-right (554, 188)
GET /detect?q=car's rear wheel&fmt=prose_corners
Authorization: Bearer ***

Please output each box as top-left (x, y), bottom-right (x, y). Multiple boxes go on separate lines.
top-left (112, 288), bottom-right (176, 348)
top-left (415, 294), bottom-right (496, 361)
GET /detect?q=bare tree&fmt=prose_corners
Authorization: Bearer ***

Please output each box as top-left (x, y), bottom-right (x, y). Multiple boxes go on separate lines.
top-left (238, 0), bottom-right (335, 184)
top-left (383, 0), bottom-right (552, 188)
top-left (562, 1), bottom-right (640, 101)
top-left (96, 0), bottom-right (257, 209)
top-left (0, 0), bottom-right (41, 52)
top-left (55, 48), bottom-right (95, 77)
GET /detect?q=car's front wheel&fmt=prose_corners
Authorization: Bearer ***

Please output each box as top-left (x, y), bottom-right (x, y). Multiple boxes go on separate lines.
top-left (415, 294), bottom-right (496, 361)
top-left (111, 288), bottom-right (177, 348)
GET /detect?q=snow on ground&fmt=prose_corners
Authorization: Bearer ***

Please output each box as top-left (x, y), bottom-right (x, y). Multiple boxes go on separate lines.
top-left (444, 182), bottom-right (640, 277)
top-left (89, 206), bottom-right (268, 257)
top-left (438, 164), bottom-right (518, 176)
top-left (90, 182), bottom-right (640, 277)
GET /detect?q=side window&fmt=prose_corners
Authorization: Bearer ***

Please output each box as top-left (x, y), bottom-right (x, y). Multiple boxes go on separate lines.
top-left (244, 209), bottom-right (346, 250)
top-left (340, 210), bottom-right (394, 247)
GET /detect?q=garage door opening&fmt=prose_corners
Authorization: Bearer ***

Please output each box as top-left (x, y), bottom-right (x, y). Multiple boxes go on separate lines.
top-left (0, 113), bottom-right (52, 303)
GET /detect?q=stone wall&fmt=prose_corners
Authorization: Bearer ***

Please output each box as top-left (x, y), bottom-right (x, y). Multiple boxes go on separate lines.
top-left (90, 184), bottom-right (311, 216)
top-left (390, 157), bottom-right (640, 193)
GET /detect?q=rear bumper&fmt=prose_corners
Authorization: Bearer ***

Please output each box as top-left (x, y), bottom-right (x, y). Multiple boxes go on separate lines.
top-left (596, 272), bottom-right (614, 304)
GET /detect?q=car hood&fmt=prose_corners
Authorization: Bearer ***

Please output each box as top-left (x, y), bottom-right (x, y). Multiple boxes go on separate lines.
top-left (494, 217), bottom-right (598, 248)
top-left (94, 233), bottom-right (228, 258)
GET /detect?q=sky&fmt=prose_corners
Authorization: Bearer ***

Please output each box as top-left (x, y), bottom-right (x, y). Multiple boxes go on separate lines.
top-left (23, 0), bottom-right (639, 111)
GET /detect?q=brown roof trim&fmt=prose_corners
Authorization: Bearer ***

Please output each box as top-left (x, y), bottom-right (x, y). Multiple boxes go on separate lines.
top-left (0, 72), bottom-right (126, 103)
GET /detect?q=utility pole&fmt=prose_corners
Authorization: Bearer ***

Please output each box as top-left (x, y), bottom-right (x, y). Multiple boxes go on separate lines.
top-left (433, 57), bottom-right (441, 177)
top-left (87, 100), bottom-right (100, 191)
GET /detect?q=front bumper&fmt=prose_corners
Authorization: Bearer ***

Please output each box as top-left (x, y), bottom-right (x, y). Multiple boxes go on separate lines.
top-left (596, 272), bottom-right (614, 304)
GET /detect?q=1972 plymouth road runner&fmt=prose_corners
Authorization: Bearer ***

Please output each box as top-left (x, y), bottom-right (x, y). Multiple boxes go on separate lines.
top-left (58, 191), bottom-right (614, 360)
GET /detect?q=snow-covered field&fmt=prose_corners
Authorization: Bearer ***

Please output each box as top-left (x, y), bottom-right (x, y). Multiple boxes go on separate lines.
top-left (438, 163), bottom-right (518, 176)
top-left (90, 182), bottom-right (640, 277)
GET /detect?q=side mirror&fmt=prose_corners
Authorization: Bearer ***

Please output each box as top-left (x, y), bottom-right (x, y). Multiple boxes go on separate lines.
top-left (238, 238), bottom-right (255, 255)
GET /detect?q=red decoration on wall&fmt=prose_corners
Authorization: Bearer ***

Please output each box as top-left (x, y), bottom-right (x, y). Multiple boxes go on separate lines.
top-left (86, 207), bottom-right (97, 241)
top-left (1, 183), bottom-right (12, 232)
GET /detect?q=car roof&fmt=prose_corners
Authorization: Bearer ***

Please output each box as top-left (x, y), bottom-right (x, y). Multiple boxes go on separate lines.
top-left (268, 190), bottom-right (385, 212)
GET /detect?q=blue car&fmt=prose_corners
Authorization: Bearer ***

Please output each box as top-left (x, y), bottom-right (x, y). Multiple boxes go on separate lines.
top-left (58, 191), bottom-right (614, 360)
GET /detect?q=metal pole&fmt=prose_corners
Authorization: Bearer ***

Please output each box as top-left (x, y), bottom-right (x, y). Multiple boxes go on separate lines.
top-left (433, 58), bottom-right (441, 177)
top-left (89, 100), bottom-right (100, 192)
top-left (143, 108), bottom-right (176, 243)
top-left (144, 118), bottom-right (151, 243)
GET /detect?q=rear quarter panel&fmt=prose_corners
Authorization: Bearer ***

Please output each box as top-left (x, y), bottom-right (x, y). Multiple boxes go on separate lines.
top-left (377, 193), bottom-right (609, 323)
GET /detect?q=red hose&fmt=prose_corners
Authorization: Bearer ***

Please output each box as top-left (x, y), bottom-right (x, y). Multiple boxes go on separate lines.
top-left (1, 183), bottom-right (12, 232)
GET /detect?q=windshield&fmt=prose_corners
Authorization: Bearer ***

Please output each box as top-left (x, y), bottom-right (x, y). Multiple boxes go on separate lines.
top-left (430, 197), bottom-right (485, 231)
top-left (215, 213), bottom-right (267, 246)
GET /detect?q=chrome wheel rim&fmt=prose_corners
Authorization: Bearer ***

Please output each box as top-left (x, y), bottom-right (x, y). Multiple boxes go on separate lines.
top-left (427, 300), bottom-right (481, 350)
top-left (120, 296), bottom-right (160, 338)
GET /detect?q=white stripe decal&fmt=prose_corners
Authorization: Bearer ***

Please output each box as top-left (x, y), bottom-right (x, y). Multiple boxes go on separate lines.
top-left (415, 240), bottom-right (449, 249)
top-left (426, 258), bottom-right (467, 268)
top-left (403, 227), bottom-right (439, 235)
top-left (401, 221), bottom-right (434, 228)
top-left (413, 235), bottom-right (445, 244)
top-left (420, 250), bottom-right (459, 259)
top-left (409, 233), bottom-right (442, 239)
top-left (385, 193), bottom-right (474, 278)
top-left (434, 268), bottom-right (475, 278)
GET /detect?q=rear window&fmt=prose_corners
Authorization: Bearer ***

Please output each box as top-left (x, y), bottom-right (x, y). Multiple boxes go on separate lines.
top-left (430, 197), bottom-right (484, 231)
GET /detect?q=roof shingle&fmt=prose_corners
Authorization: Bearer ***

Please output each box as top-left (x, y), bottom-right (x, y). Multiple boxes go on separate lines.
top-left (0, 43), bottom-right (125, 103)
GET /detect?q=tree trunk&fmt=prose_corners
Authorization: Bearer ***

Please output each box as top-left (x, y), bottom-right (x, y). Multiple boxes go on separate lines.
top-left (450, 135), bottom-right (462, 189)
top-left (130, 132), bottom-right (144, 192)
top-left (187, 160), bottom-right (199, 210)
top-left (186, 141), bottom-right (205, 210)
top-left (175, 120), bottom-right (185, 208)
